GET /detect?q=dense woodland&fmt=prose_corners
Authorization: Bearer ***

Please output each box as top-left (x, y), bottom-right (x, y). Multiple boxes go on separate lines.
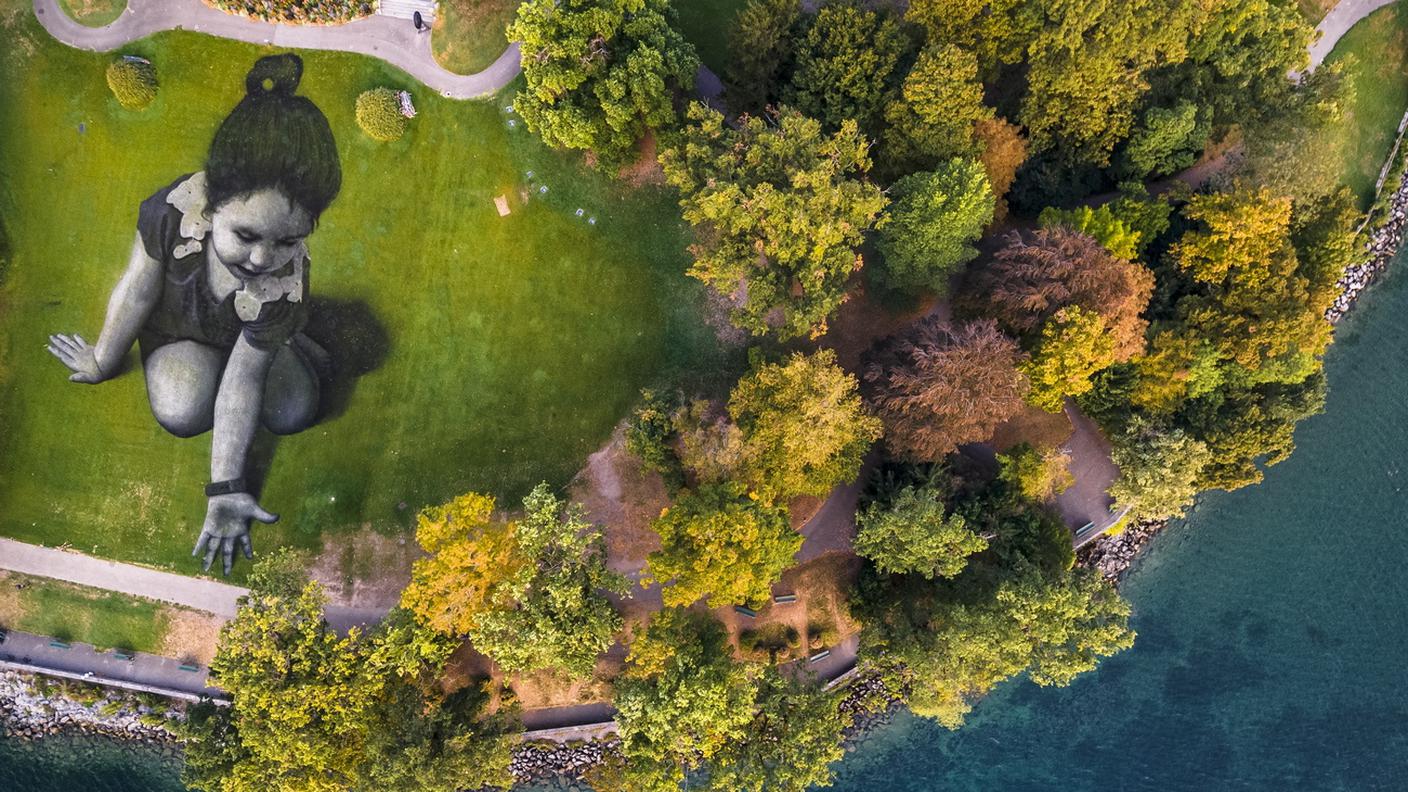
top-left (186, 0), bottom-right (1366, 789)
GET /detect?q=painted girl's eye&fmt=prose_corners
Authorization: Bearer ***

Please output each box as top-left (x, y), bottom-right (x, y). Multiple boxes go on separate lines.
top-left (235, 230), bottom-right (257, 243)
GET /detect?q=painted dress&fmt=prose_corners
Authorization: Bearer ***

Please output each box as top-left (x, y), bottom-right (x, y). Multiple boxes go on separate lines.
top-left (135, 172), bottom-right (308, 354)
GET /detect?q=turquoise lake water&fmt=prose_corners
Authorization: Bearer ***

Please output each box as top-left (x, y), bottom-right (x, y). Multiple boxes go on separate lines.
top-left (4, 248), bottom-right (1408, 789)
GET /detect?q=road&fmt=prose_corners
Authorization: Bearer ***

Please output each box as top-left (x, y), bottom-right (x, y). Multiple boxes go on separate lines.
top-left (31, 0), bottom-right (521, 99)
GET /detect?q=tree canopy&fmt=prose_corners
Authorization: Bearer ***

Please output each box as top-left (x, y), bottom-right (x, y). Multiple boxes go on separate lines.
top-left (185, 552), bottom-right (518, 792)
top-left (785, 3), bottom-right (907, 134)
top-left (964, 227), bottom-right (1155, 361)
top-left (603, 608), bottom-right (761, 791)
top-left (864, 317), bottom-right (1029, 461)
top-left (729, 349), bottom-right (883, 499)
top-left (1021, 306), bottom-right (1118, 412)
top-left (874, 160), bottom-right (995, 295)
top-left (855, 483), bottom-right (988, 579)
top-left (879, 44), bottom-right (992, 177)
top-left (659, 102), bottom-right (887, 339)
top-left (401, 486), bottom-right (625, 678)
top-left (509, 0), bottom-right (699, 163)
top-left (647, 481), bottom-right (799, 608)
top-left (696, 668), bottom-right (846, 792)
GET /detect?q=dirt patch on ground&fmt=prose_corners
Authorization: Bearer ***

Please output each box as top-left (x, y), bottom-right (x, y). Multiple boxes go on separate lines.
top-left (817, 276), bottom-right (941, 374)
top-left (617, 132), bottom-right (666, 187)
top-left (989, 403), bottom-right (1075, 452)
top-left (714, 551), bottom-right (861, 663)
top-left (0, 572), bottom-right (26, 628)
top-left (306, 527), bottom-right (422, 610)
top-left (787, 495), bottom-right (826, 530)
top-left (569, 423), bottom-right (670, 574)
top-left (159, 609), bottom-right (223, 666)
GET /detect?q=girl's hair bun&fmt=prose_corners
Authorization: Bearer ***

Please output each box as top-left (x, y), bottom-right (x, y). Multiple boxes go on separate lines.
top-left (245, 53), bottom-right (303, 98)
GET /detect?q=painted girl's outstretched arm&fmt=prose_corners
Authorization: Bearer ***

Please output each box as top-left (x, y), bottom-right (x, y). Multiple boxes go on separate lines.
top-left (48, 233), bottom-right (162, 383)
top-left (194, 334), bottom-right (280, 574)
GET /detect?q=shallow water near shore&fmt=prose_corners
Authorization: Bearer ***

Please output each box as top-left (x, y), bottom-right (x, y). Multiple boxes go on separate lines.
top-left (7, 247), bottom-right (1408, 790)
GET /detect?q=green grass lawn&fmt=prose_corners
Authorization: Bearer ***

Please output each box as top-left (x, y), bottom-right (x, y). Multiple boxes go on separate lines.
top-left (1325, 2), bottom-right (1408, 208)
top-left (57, 0), bottom-right (125, 27)
top-left (431, 0), bottom-right (520, 75)
top-left (0, 11), bottom-right (732, 582)
top-left (674, 0), bottom-right (751, 75)
top-left (0, 572), bottom-right (170, 652)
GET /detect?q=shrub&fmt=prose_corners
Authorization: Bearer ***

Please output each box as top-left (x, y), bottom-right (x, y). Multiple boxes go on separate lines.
top-left (625, 388), bottom-right (684, 488)
top-left (106, 58), bottom-right (157, 110)
top-left (807, 620), bottom-right (839, 650)
top-left (355, 89), bottom-right (406, 142)
top-left (739, 623), bottom-right (800, 661)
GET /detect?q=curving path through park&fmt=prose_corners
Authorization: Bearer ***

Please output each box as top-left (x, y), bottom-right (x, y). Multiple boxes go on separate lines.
top-left (32, 0), bottom-right (521, 99)
top-left (1306, 0), bottom-right (1402, 70)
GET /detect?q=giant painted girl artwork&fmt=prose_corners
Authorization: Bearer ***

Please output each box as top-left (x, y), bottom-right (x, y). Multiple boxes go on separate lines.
top-left (46, 54), bottom-right (338, 575)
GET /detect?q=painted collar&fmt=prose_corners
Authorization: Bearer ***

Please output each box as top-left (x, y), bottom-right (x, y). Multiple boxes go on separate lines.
top-left (165, 172), bottom-right (308, 323)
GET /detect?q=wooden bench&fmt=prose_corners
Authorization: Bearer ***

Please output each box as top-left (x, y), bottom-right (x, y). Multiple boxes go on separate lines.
top-left (733, 605), bottom-right (758, 618)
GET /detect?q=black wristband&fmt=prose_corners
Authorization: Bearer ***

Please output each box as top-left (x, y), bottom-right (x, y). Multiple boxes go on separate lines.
top-left (205, 478), bottom-right (247, 497)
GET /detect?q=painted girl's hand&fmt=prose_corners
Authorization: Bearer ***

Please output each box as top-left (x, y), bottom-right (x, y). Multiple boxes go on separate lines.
top-left (47, 333), bottom-right (105, 383)
top-left (194, 493), bottom-right (279, 575)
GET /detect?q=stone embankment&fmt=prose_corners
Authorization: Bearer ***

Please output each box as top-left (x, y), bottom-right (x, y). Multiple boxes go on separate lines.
top-left (1078, 519), bottom-right (1167, 582)
top-left (1327, 176), bottom-right (1408, 323)
top-left (510, 738), bottom-right (620, 785)
top-left (0, 670), bottom-right (182, 749)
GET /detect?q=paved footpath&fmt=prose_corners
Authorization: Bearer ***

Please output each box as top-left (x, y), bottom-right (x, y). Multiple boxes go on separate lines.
top-left (1306, 0), bottom-right (1401, 70)
top-left (31, 0), bottom-right (521, 99)
top-left (0, 537), bottom-right (385, 631)
top-left (1, 629), bottom-right (222, 701)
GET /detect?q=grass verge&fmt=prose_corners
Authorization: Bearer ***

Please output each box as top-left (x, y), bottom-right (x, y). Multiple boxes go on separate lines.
top-left (431, 0), bottom-right (520, 75)
top-left (57, 0), bottom-right (125, 27)
top-left (0, 571), bottom-right (170, 653)
top-left (1325, 2), bottom-right (1408, 208)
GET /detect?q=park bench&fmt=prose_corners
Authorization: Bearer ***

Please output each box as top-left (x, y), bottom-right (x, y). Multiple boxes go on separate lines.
top-left (808, 650), bottom-right (831, 663)
top-left (178, 663), bottom-right (200, 672)
top-left (48, 640), bottom-right (70, 649)
top-left (773, 593), bottom-right (798, 604)
top-left (733, 605), bottom-right (758, 618)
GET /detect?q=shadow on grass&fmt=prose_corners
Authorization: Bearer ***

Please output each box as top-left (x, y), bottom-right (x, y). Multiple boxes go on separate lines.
top-left (247, 296), bottom-right (389, 498)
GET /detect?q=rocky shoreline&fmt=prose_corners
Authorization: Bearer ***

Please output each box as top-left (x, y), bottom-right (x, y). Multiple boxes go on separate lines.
top-left (1326, 172), bottom-right (1408, 323)
top-left (0, 671), bottom-right (183, 752)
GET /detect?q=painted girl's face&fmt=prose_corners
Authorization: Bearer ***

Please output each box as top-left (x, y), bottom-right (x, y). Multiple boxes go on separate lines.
top-left (209, 188), bottom-right (313, 280)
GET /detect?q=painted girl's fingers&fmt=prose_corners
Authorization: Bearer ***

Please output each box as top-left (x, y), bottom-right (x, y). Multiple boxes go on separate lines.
top-left (202, 541), bottom-right (219, 573)
top-left (50, 334), bottom-right (79, 354)
top-left (73, 334), bottom-right (90, 348)
top-left (251, 506), bottom-right (279, 524)
top-left (239, 534), bottom-right (254, 559)
top-left (221, 537), bottom-right (235, 576)
top-left (192, 530), bottom-right (212, 558)
top-left (46, 343), bottom-right (75, 365)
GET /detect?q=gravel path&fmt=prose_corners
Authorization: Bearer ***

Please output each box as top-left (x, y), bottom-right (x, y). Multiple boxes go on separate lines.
top-left (31, 0), bottom-right (521, 99)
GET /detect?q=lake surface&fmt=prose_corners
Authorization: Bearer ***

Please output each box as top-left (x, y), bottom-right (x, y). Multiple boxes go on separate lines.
top-left (5, 249), bottom-right (1408, 790)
